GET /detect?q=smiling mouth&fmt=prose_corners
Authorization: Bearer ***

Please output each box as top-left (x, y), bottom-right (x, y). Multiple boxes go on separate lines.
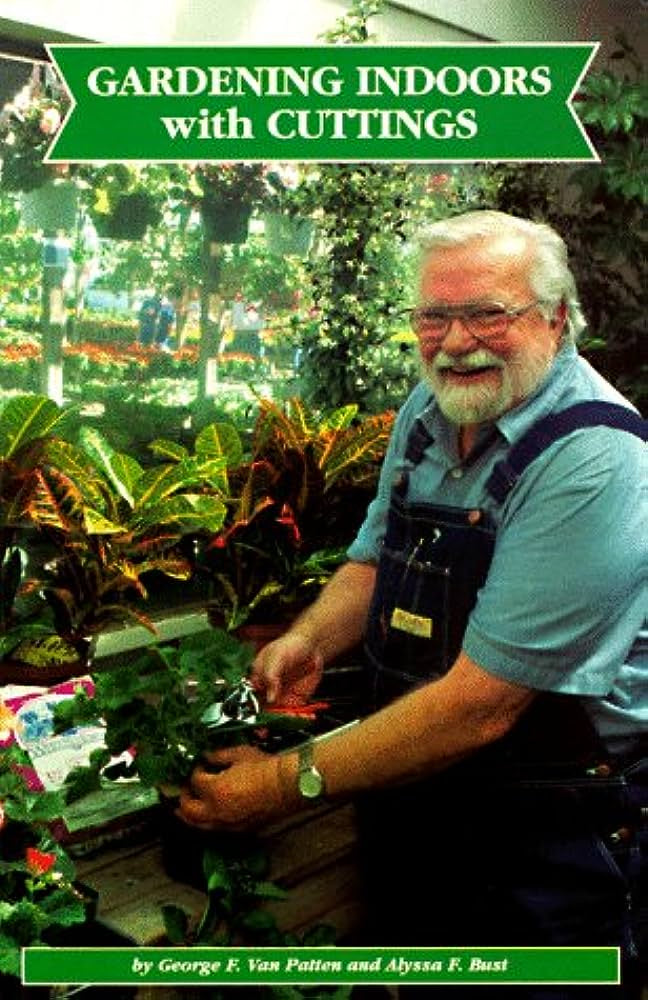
top-left (440, 365), bottom-right (502, 379)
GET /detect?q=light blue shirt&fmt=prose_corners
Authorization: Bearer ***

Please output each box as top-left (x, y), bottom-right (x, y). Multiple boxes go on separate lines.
top-left (348, 344), bottom-right (647, 752)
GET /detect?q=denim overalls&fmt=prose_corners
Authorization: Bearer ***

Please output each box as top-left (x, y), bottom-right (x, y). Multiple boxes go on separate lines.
top-left (356, 402), bottom-right (648, 999)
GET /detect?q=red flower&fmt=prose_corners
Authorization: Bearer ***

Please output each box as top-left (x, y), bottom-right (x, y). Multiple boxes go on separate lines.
top-left (25, 847), bottom-right (57, 875)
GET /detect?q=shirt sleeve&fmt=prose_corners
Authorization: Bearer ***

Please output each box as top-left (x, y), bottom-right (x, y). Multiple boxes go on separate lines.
top-left (463, 426), bottom-right (647, 696)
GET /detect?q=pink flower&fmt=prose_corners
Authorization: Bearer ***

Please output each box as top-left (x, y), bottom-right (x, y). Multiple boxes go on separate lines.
top-left (25, 847), bottom-right (57, 874)
top-left (39, 106), bottom-right (62, 135)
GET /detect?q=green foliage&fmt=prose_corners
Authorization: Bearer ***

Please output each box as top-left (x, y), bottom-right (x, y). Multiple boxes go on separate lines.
top-left (200, 397), bottom-right (393, 629)
top-left (72, 314), bottom-right (138, 343)
top-left (477, 39), bottom-right (646, 409)
top-left (161, 834), bottom-right (345, 1000)
top-left (85, 165), bottom-right (165, 240)
top-left (296, 163), bottom-right (420, 412)
top-left (53, 628), bottom-right (315, 796)
top-left (218, 236), bottom-right (307, 312)
top-left (0, 192), bottom-right (41, 305)
top-left (321, 0), bottom-right (383, 43)
top-left (0, 743), bottom-right (86, 978)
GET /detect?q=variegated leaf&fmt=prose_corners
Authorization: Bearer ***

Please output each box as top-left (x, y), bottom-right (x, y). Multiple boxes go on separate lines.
top-left (132, 463), bottom-right (191, 507)
top-left (133, 494), bottom-right (226, 534)
top-left (84, 507), bottom-right (128, 535)
top-left (0, 394), bottom-right (68, 460)
top-left (195, 422), bottom-right (243, 468)
top-left (43, 439), bottom-right (109, 512)
top-left (148, 439), bottom-right (189, 462)
top-left (322, 404), bottom-right (358, 432)
top-left (79, 427), bottom-right (137, 507)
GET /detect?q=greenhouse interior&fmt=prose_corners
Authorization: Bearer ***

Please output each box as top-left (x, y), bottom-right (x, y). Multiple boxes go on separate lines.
top-left (0, 1), bottom-right (646, 998)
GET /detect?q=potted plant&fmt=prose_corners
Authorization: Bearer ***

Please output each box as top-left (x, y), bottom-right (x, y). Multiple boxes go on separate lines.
top-left (87, 164), bottom-right (164, 241)
top-left (188, 164), bottom-right (269, 244)
top-left (263, 163), bottom-right (315, 257)
top-left (53, 628), bottom-right (328, 881)
top-left (0, 72), bottom-right (79, 233)
top-left (0, 394), bottom-right (232, 682)
top-left (0, 395), bottom-right (84, 682)
top-left (0, 704), bottom-right (88, 987)
top-left (51, 631), bottom-right (350, 989)
top-left (197, 397), bottom-right (394, 632)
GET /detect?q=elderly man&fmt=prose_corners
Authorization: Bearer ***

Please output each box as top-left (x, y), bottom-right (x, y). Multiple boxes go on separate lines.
top-left (179, 211), bottom-right (646, 998)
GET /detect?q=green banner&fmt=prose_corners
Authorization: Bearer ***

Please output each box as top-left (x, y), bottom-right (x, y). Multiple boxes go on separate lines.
top-left (24, 945), bottom-right (619, 986)
top-left (46, 44), bottom-right (598, 163)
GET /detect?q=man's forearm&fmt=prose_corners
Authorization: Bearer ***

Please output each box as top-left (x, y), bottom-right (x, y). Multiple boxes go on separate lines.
top-left (290, 560), bottom-right (377, 664)
top-left (278, 652), bottom-right (536, 807)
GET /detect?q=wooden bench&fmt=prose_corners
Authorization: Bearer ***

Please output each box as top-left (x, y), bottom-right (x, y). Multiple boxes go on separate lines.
top-left (76, 801), bottom-right (365, 946)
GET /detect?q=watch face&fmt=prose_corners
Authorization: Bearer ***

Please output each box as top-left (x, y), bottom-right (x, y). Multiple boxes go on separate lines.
top-left (299, 767), bottom-right (324, 799)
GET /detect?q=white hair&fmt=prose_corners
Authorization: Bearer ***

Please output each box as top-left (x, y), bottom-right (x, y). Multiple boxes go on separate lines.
top-left (418, 210), bottom-right (587, 342)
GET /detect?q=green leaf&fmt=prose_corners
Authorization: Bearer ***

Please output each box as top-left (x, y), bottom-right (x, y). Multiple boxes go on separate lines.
top-left (83, 507), bottom-right (127, 534)
top-left (0, 394), bottom-right (67, 460)
top-left (322, 404), bottom-right (358, 431)
top-left (195, 422), bottom-right (244, 468)
top-left (79, 427), bottom-right (136, 507)
top-left (38, 889), bottom-right (86, 928)
top-left (238, 909), bottom-right (278, 933)
top-left (300, 922), bottom-right (339, 946)
top-left (133, 494), bottom-right (226, 533)
top-left (110, 452), bottom-right (144, 503)
top-left (161, 903), bottom-right (189, 944)
top-left (149, 439), bottom-right (189, 461)
top-left (24, 789), bottom-right (66, 823)
top-left (0, 942), bottom-right (21, 976)
top-left (43, 438), bottom-right (108, 511)
top-left (131, 456), bottom-right (224, 507)
top-left (252, 881), bottom-right (288, 901)
top-left (203, 850), bottom-right (232, 895)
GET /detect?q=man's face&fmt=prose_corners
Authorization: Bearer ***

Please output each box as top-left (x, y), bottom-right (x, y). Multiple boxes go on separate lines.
top-left (418, 235), bottom-right (565, 426)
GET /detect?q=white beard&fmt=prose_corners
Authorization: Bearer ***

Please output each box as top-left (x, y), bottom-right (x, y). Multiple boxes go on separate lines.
top-left (421, 343), bottom-right (556, 425)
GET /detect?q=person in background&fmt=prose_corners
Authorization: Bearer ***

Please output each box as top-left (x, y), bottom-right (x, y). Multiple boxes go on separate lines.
top-left (137, 291), bottom-right (160, 347)
top-left (156, 294), bottom-right (176, 352)
top-left (178, 211), bottom-right (647, 999)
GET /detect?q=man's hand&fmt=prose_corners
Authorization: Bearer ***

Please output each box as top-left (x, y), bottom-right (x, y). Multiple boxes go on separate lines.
top-left (176, 745), bottom-right (286, 832)
top-left (251, 633), bottom-right (324, 705)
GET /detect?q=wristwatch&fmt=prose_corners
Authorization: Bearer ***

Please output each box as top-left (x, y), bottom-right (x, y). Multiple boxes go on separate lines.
top-left (297, 740), bottom-right (325, 800)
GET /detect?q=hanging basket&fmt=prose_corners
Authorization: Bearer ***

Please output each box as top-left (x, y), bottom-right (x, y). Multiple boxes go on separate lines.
top-left (93, 191), bottom-right (160, 241)
top-left (20, 179), bottom-right (78, 234)
top-left (264, 212), bottom-right (314, 257)
top-left (201, 197), bottom-right (252, 244)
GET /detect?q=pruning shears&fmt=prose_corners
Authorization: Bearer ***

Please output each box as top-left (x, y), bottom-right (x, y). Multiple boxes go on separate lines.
top-left (200, 678), bottom-right (261, 728)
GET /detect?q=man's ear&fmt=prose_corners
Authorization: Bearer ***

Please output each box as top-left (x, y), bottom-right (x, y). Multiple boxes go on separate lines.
top-left (550, 300), bottom-right (568, 337)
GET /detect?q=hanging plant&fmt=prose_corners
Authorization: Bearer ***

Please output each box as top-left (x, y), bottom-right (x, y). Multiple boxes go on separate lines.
top-left (187, 163), bottom-right (269, 244)
top-left (87, 164), bottom-right (163, 241)
top-left (0, 67), bottom-right (73, 194)
top-left (263, 162), bottom-right (316, 257)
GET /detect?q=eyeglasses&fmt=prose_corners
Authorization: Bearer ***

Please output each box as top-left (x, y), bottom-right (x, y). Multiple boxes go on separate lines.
top-left (403, 301), bottom-right (543, 342)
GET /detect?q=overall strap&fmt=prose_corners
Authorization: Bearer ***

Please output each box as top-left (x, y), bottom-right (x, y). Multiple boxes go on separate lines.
top-left (403, 416), bottom-right (435, 466)
top-left (486, 401), bottom-right (647, 504)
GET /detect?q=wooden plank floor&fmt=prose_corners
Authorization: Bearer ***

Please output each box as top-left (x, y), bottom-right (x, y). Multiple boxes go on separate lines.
top-left (76, 801), bottom-right (364, 945)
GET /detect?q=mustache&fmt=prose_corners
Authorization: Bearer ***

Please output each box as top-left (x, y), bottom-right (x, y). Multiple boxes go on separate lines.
top-left (432, 349), bottom-right (506, 372)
